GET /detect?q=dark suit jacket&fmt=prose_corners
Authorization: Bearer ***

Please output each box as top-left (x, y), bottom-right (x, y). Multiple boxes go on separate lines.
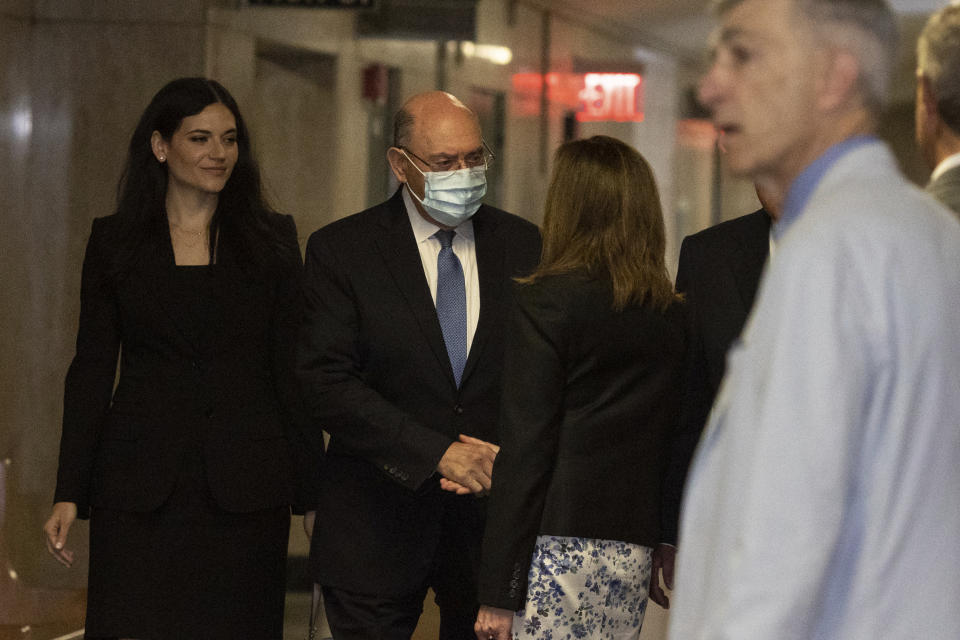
top-left (297, 188), bottom-right (541, 597)
top-left (476, 272), bottom-right (685, 611)
top-left (54, 213), bottom-right (318, 518)
top-left (927, 164), bottom-right (960, 217)
top-left (664, 208), bottom-right (769, 540)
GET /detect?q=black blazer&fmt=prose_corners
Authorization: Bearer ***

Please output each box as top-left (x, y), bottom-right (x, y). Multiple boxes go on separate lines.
top-left (54, 213), bottom-right (318, 518)
top-left (664, 209), bottom-right (769, 540)
top-left (477, 272), bottom-right (686, 611)
top-left (297, 188), bottom-right (541, 597)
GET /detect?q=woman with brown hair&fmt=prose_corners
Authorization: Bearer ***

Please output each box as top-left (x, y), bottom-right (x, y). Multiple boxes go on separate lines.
top-left (472, 135), bottom-right (685, 639)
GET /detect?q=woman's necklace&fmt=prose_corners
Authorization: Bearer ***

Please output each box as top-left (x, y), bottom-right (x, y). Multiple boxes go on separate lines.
top-left (169, 221), bottom-right (209, 248)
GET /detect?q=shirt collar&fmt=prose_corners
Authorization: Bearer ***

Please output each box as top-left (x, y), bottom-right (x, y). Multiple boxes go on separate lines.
top-left (930, 151), bottom-right (960, 183)
top-left (776, 135), bottom-right (877, 239)
top-left (402, 186), bottom-right (474, 244)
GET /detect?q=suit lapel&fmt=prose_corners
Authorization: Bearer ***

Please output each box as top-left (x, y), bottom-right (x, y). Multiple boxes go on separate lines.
top-left (461, 207), bottom-right (504, 387)
top-left (374, 193), bottom-right (458, 386)
top-left (728, 209), bottom-right (770, 314)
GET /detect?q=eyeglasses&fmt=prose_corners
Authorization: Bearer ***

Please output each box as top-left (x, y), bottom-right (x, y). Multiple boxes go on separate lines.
top-left (400, 140), bottom-right (495, 177)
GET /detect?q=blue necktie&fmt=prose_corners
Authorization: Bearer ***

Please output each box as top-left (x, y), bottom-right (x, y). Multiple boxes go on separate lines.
top-left (434, 230), bottom-right (467, 387)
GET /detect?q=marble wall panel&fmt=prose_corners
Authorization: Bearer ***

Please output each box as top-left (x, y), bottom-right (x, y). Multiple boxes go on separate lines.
top-left (3, 12), bottom-right (207, 589)
top-left (0, 16), bottom-right (33, 460)
top-left (0, 0), bottom-right (30, 17)
top-left (20, 20), bottom-right (205, 495)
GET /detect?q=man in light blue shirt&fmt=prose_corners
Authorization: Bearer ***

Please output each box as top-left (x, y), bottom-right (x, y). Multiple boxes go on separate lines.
top-left (670, 1), bottom-right (960, 639)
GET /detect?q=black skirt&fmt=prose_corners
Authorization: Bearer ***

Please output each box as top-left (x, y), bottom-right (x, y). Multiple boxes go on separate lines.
top-left (85, 443), bottom-right (290, 640)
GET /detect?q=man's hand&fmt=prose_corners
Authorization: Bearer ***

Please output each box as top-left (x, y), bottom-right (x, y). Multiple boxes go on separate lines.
top-left (474, 604), bottom-right (514, 640)
top-left (43, 501), bottom-right (78, 568)
top-left (649, 543), bottom-right (676, 608)
top-left (302, 510), bottom-right (317, 540)
top-left (439, 477), bottom-right (473, 494)
top-left (437, 434), bottom-right (500, 495)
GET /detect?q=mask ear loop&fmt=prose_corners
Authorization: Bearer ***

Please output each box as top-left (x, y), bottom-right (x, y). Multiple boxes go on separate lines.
top-left (399, 149), bottom-right (427, 177)
top-left (398, 149), bottom-right (429, 206)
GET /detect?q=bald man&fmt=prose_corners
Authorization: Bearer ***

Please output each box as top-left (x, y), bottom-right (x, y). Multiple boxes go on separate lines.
top-left (297, 92), bottom-right (541, 639)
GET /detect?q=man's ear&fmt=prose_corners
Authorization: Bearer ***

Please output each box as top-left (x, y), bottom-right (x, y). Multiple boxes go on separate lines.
top-left (818, 49), bottom-right (861, 112)
top-left (387, 147), bottom-right (408, 184)
top-left (918, 74), bottom-right (941, 128)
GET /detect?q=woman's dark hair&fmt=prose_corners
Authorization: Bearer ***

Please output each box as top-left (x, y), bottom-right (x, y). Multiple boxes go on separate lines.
top-left (112, 77), bottom-right (289, 272)
top-left (521, 135), bottom-right (677, 311)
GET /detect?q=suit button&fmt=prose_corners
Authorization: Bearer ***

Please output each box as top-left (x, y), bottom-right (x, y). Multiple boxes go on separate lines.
top-left (454, 404), bottom-right (463, 415)
top-left (205, 409), bottom-right (214, 419)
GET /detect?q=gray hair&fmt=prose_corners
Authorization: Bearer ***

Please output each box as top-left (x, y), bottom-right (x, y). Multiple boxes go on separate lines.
top-left (712, 0), bottom-right (897, 112)
top-left (393, 106), bottom-right (415, 148)
top-left (918, 4), bottom-right (960, 134)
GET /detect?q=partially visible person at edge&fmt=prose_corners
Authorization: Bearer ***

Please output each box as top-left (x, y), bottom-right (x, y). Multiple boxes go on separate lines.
top-left (666, 183), bottom-right (779, 524)
top-left (472, 135), bottom-right (685, 640)
top-left (670, 0), bottom-right (960, 638)
top-left (916, 2), bottom-right (960, 216)
top-left (42, 77), bottom-right (320, 640)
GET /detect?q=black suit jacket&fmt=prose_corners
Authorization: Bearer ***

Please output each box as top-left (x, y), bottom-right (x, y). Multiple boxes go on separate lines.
top-left (54, 213), bottom-right (318, 518)
top-left (477, 272), bottom-right (685, 610)
top-left (665, 209), bottom-right (769, 539)
top-left (297, 189), bottom-right (541, 597)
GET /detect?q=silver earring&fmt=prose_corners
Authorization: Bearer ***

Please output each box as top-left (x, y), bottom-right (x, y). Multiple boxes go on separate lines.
top-left (159, 155), bottom-right (165, 162)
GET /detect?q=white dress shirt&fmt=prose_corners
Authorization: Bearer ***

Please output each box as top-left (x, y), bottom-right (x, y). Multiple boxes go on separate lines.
top-left (403, 186), bottom-right (480, 354)
top-left (930, 150), bottom-right (960, 183)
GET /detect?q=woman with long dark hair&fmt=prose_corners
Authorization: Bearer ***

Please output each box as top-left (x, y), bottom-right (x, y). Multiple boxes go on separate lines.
top-left (473, 136), bottom-right (685, 639)
top-left (42, 77), bottom-right (314, 639)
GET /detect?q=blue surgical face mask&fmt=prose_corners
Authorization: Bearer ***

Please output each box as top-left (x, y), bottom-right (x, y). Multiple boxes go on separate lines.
top-left (404, 152), bottom-right (487, 227)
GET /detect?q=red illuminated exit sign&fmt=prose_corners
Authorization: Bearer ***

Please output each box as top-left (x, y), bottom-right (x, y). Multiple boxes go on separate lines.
top-left (512, 72), bottom-right (644, 122)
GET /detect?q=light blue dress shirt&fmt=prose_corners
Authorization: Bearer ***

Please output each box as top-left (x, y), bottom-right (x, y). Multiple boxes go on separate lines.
top-left (670, 140), bottom-right (960, 640)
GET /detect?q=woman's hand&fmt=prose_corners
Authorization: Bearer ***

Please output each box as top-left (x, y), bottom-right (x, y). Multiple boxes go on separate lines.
top-left (474, 604), bottom-right (514, 640)
top-left (303, 510), bottom-right (317, 540)
top-left (649, 543), bottom-right (676, 608)
top-left (43, 501), bottom-right (78, 568)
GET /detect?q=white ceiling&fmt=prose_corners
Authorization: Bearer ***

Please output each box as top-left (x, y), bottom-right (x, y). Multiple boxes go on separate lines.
top-left (541, 0), bottom-right (945, 100)
top-left (544, 0), bottom-right (948, 63)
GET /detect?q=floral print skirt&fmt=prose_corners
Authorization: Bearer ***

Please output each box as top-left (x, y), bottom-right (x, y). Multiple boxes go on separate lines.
top-left (512, 535), bottom-right (654, 639)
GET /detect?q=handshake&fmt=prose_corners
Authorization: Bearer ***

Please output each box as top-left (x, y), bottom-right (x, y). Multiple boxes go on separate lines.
top-left (437, 434), bottom-right (501, 496)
